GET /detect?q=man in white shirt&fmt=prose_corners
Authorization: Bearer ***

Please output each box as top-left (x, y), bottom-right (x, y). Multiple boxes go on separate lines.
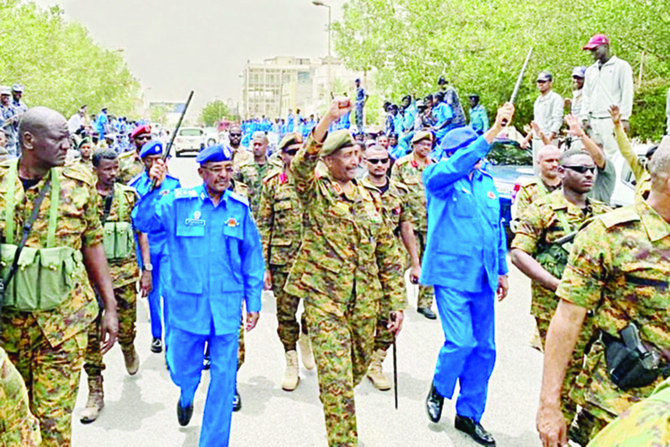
top-left (666, 88), bottom-right (669, 135)
top-left (522, 71), bottom-right (564, 167)
top-left (579, 34), bottom-right (634, 159)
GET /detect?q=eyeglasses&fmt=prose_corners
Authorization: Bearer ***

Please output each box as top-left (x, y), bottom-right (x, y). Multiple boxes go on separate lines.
top-left (229, 133), bottom-right (242, 137)
top-left (367, 158), bottom-right (389, 164)
top-left (562, 165), bottom-right (596, 174)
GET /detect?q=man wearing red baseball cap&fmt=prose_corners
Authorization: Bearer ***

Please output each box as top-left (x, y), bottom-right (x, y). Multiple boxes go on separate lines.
top-left (579, 33), bottom-right (634, 161)
top-left (118, 124), bottom-right (152, 184)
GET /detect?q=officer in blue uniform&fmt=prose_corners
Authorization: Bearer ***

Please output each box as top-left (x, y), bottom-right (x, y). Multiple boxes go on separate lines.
top-left (133, 144), bottom-right (263, 446)
top-left (129, 141), bottom-right (181, 354)
top-left (431, 92), bottom-right (454, 149)
top-left (421, 103), bottom-right (514, 447)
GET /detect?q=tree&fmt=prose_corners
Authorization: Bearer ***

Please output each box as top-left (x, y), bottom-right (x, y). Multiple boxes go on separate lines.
top-left (199, 100), bottom-right (235, 127)
top-left (0, 1), bottom-right (141, 119)
top-left (334, 0), bottom-right (670, 140)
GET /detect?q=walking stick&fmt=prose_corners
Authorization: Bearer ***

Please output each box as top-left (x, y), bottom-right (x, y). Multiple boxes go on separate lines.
top-left (392, 334), bottom-right (398, 410)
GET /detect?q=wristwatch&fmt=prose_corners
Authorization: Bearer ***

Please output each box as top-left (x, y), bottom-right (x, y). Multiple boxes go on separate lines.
top-left (143, 263), bottom-right (153, 272)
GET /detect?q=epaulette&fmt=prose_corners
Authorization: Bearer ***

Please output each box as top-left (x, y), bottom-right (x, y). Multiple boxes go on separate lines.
top-left (118, 150), bottom-right (135, 159)
top-left (62, 164), bottom-right (95, 186)
top-left (391, 179), bottom-right (410, 193)
top-left (361, 179), bottom-right (380, 194)
top-left (395, 154), bottom-right (412, 165)
top-left (174, 188), bottom-right (198, 199)
top-left (599, 206), bottom-right (640, 229)
top-left (262, 169), bottom-right (281, 185)
top-left (519, 177), bottom-right (540, 188)
top-left (229, 191), bottom-right (249, 206)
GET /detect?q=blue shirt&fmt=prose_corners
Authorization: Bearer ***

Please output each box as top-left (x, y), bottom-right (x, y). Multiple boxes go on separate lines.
top-left (432, 102), bottom-right (454, 140)
top-left (469, 104), bottom-right (489, 135)
top-left (132, 185), bottom-right (264, 335)
top-left (421, 136), bottom-right (508, 293)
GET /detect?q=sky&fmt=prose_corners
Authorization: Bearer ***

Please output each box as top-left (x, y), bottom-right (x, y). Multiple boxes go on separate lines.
top-left (34, 0), bottom-right (344, 112)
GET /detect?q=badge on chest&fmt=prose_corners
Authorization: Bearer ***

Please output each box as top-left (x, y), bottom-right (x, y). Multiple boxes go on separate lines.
top-left (185, 210), bottom-right (206, 227)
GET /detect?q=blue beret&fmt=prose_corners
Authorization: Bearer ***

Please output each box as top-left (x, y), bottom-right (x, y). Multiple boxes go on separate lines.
top-left (196, 144), bottom-right (233, 164)
top-left (139, 140), bottom-right (163, 158)
top-left (440, 126), bottom-right (479, 153)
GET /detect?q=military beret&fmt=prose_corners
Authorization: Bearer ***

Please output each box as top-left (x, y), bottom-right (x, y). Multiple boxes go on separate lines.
top-left (131, 124), bottom-right (151, 139)
top-left (76, 137), bottom-right (91, 149)
top-left (140, 140), bottom-right (163, 158)
top-left (411, 130), bottom-right (433, 144)
top-left (440, 126), bottom-right (479, 153)
top-left (196, 144), bottom-right (233, 164)
top-left (321, 130), bottom-right (356, 157)
top-left (278, 132), bottom-right (303, 151)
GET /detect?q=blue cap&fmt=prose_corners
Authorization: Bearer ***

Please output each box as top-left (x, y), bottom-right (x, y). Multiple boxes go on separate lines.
top-left (440, 126), bottom-right (479, 153)
top-left (139, 140), bottom-right (163, 158)
top-left (195, 144), bottom-right (233, 164)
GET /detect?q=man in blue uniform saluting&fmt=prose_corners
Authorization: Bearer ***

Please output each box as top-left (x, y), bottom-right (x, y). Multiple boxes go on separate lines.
top-left (422, 103), bottom-right (515, 447)
top-left (133, 144), bottom-right (264, 446)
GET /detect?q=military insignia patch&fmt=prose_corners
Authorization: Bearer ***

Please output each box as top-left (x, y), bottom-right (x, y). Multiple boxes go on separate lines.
top-left (488, 191), bottom-right (496, 200)
top-left (226, 217), bottom-right (239, 227)
top-left (160, 189), bottom-right (170, 196)
top-left (194, 211), bottom-right (201, 220)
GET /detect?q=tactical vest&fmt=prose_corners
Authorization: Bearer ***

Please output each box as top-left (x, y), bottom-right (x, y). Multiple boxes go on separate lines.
top-left (102, 185), bottom-right (135, 261)
top-left (535, 209), bottom-right (574, 278)
top-left (0, 162), bottom-right (82, 311)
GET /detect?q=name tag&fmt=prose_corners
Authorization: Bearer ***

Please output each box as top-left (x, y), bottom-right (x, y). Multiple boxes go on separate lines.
top-left (185, 219), bottom-right (206, 227)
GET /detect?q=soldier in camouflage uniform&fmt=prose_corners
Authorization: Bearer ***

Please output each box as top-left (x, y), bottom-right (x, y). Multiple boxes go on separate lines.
top-left (0, 346), bottom-right (41, 446)
top-left (117, 124), bottom-right (151, 184)
top-left (228, 124), bottom-right (253, 173)
top-left (586, 377), bottom-right (670, 446)
top-left (511, 145), bottom-right (562, 224)
top-left (0, 107), bottom-right (118, 446)
top-left (285, 98), bottom-right (406, 446)
top-left (390, 131), bottom-right (437, 319)
top-left (237, 131), bottom-right (276, 216)
top-left (537, 136), bottom-right (670, 446)
top-left (361, 144), bottom-right (421, 391)
top-left (80, 149), bottom-right (153, 423)
top-left (511, 149), bottom-right (610, 422)
top-left (258, 132), bottom-right (313, 391)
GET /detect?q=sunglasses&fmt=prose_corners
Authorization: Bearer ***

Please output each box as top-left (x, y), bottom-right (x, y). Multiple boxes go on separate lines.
top-left (136, 134), bottom-right (151, 140)
top-left (563, 165), bottom-right (596, 174)
top-left (367, 158), bottom-right (389, 164)
top-left (229, 133), bottom-right (242, 137)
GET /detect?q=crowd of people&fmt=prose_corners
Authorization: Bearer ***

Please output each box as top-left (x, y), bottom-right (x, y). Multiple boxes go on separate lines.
top-left (0, 31), bottom-right (669, 447)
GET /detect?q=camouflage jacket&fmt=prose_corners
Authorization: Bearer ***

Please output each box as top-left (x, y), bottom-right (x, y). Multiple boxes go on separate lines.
top-left (117, 150), bottom-right (144, 185)
top-left (512, 189), bottom-right (610, 318)
top-left (0, 161), bottom-right (102, 345)
top-left (556, 199), bottom-right (670, 420)
top-left (512, 176), bottom-right (561, 221)
top-left (0, 347), bottom-right (40, 446)
top-left (237, 160), bottom-right (275, 216)
top-left (361, 176), bottom-right (413, 237)
top-left (390, 153), bottom-right (434, 234)
top-left (232, 147), bottom-right (253, 173)
top-left (285, 135), bottom-right (406, 312)
top-left (97, 182), bottom-right (140, 288)
top-left (258, 170), bottom-right (303, 270)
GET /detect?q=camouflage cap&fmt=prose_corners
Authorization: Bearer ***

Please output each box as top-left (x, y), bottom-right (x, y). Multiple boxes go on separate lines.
top-left (278, 132), bottom-right (303, 151)
top-left (411, 130), bottom-right (433, 145)
top-left (321, 130), bottom-right (355, 156)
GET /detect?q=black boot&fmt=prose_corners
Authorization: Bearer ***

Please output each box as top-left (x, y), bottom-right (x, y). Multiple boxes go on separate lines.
top-left (177, 398), bottom-right (194, 427)
top-left (425, 381), bottom-right (444, 423)
top-left (233, 388), bottom-right (241, 412)
top-left (454, 415), bottom-right (496, 446)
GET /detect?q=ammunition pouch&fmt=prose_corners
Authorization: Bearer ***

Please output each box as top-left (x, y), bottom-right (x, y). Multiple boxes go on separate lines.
top-left (102, 222), bottom-right (135, 261)
top-left (536, 241), bottom-right (571, 278)
top-left (602, 324), bottom-right (669, 391)
top-left (0, 244), bottom-right (81, 311)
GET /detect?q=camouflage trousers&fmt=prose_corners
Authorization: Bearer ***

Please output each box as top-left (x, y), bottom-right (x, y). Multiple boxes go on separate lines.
top-left (373, 300), bottom-right (393, 352)
top-left (84, 283), bottom-right (137, 377)
top-left (304, 290), bottom-right (377, 447)
top-left (0, 313), bottom-right (87, 447)
top-left (415, 232), bottom-right (434, 309)
top-left (271, 267), bottom-right (308, 352)
top-left (0, 346), bottom-right (41, 446)
top-left (536, 316), bottom-right (597, 425)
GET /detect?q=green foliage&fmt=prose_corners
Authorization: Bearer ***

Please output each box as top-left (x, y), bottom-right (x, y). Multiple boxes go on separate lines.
top-left (334, 0), bottom-right (670, 140)
top-left (199, 100), bottom-right (234, 127)
top-left (0, 1), bottom-right (140, 118)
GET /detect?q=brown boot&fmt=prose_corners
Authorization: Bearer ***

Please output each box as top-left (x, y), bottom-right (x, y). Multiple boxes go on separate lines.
top-left (80, 376), bottom-right (104, 423)
top-left (298, 333), bottom-right (315, 370)
top-left (281, 350), bottom-right (300, 391)
top-left (122, 346), bottom-right (140, 375)
top-left (367, 349), bottom-right (391, 391)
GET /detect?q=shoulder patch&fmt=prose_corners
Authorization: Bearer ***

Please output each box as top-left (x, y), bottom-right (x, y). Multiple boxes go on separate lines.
top-left (174, 188), bottom-right (198, 199)
top-left (598, 206), bottom-right (640, 229)
top-left (262, 169), bottom-right (281, 184)
top-left (395, 155), bottom-right (412, 165)
top-left (62, 165), bottom-right (95, 186)
top-left (229, 191), bottom-right (249, 206)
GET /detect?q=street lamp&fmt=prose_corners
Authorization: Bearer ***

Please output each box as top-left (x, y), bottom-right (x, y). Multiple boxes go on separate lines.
top-left (312, 0), bottom-right (332, 95)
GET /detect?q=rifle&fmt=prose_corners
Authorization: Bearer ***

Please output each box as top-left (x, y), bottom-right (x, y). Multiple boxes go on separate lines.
top-left (150, 90), bottom-right (194, 190)
top-left (502, 47), bottom-right (533, 126)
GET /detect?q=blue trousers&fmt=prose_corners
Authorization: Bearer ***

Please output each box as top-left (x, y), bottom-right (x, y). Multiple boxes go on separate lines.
top-left (433, 285), bottom-right (496, 422)
top-left (148, 251), bottom-right (168, 340)
top-left (168, 327), bottom-right (239, 447)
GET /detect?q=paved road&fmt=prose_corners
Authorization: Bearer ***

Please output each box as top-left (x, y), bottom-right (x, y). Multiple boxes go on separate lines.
top-left (72, 154), bottom-right (543, 446)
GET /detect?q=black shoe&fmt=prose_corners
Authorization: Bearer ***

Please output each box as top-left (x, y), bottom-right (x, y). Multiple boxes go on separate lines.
top-left (203, 355), bottom-right (211, 370)
top-left (151, 338), bottom-right (163, 353)
top-left (454, 415), bottom-right (496, 446)
top-left (418, 307), bottom-right (437, 320)
top-left (233, 388), bottom-right (241, 412)
top-left (177, 399), bottom-right (194, 427)
top-left (425, 382), bottom-right (444, 423)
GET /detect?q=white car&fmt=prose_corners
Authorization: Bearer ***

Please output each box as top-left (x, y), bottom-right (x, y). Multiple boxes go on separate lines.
top-left (610, 143), bottom-right (654, 207)
top-left (174, 127), bottom-right (206, 156)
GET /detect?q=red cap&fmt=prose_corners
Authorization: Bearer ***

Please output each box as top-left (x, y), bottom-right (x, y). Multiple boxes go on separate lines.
top-left (583, 34), bottom-right (609, 50)
top-left (130, 124), bottom-right (152, 139)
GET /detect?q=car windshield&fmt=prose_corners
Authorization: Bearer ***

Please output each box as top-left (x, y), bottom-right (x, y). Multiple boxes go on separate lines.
top-left (180, 129), bottom-right (203, 137)
top-left (486, 140), bottom-right (532, 166)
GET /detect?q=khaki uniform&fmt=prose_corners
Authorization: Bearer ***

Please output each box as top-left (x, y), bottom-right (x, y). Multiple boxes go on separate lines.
top-left (613, 122), bottom-right (651, 200)
top-left (361, 177), bottom-right (412, 352)
top-left (258, 169), bottom-right (306, 351)
top-left (285, 135), bottom-right (406, 446)
top-left (390, 153), bottom-right (434, 309)
top-left (556, 199), bottom-right (670, 444)
top-left (0, 162), bottom-right (102, 446)
top-left (84, 183), bottom-right (140, 378)
top-left (232, 147), bottom-right (253, 173)
top-left (117, 151), bottom-right (144, 185)
top-left (512, 189), bottom-right (610, 421)
top-left (0, 346), bottom-right (41, 446)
